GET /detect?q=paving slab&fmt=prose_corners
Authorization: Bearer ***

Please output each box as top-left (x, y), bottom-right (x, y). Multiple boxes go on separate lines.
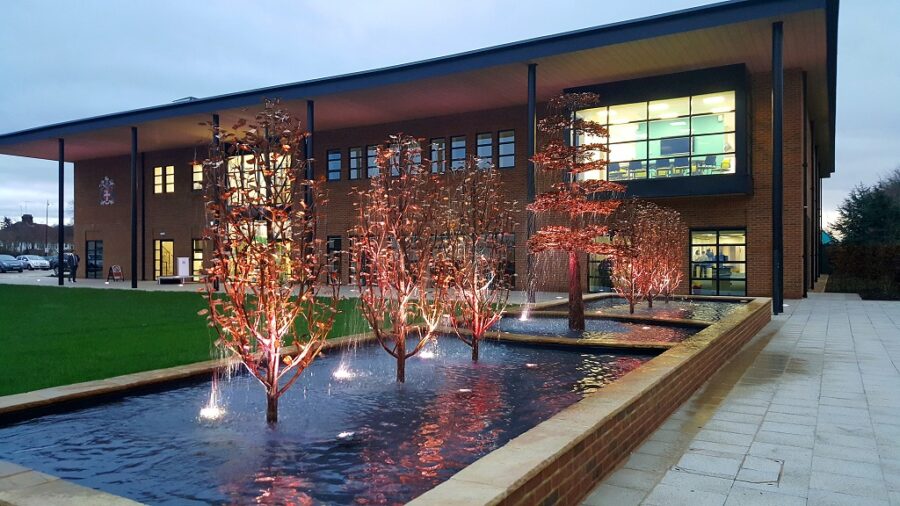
top-left (582, 293), bottom-right (900, 505)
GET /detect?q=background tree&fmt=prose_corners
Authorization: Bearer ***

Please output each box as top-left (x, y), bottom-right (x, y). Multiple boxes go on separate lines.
top-left (200, 101), bottom-right (338, 424)
top-left (0, 217), bottom-right (12, 229)
top-left (833, 179), bottom-right (900, 245)
top-left (652, 206), bottom-right (687, 302)
top-left (351, 134), bottom-right (449, 382)
top-left (528, 93), bottom-right (624, 330)
top-left (444, 157), bottom-right (517, 361)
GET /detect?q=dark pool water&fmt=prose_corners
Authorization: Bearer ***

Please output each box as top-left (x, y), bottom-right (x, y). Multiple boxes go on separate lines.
top-left (0, 337), bottom-right (651, 506)
top-left (580, 297), bottom-right (745, 322)
top-left (495, 316), bottom-right (699, 342)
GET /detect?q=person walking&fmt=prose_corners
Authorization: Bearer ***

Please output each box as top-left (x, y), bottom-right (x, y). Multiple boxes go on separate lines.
top-left (67, 251), bottom-right (80, 283)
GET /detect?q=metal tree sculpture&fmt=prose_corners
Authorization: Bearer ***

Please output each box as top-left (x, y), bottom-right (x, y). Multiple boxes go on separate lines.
top-left (444, 157), bottom-right (517, 361)
top-left (610, 200), bottom-right (687, 313)
top-left (351, 134), bottom-right (449, 383)
top-left (650, 206), bottom-right (687, 303)
top-left (200, 101), bottom-right (338, 424)
top-left (529, 93), bottom-right (625, 331)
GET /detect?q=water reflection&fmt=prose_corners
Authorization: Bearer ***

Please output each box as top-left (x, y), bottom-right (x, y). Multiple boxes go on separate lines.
top-left (0, 337), bottom-right (651, 505)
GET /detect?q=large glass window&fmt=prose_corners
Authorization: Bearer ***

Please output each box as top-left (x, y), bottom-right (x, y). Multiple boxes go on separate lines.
top-left (431, 138), bottom-right (446, 173)
top-left (85, 240), bottom-right (103, 279)
top-left (154, 166), bottom-right (175, 194)
top-left (348, 147), bottom-right (362, 180)
top-left (225, 154), bottom-right (291, 205)
top-left (366, 146), bottom-right (378, 178)
top-left (498, 130), bottom-right (515, 168)
top-left (191, 239), bottom-right (204, 282)
top-left (451, 136), bottom-right (466, 170)
top-left (476, 133), bottom-right (493, 169)
top-left (327, 149), bottom-right (341, 181)
top-left (690, 229), bottom-right (746, 296)
top-left (191, 163), bottom-right (203, 191)
top-left (577, 90), bottom-right (737, 181)
top-left (327, 235), bottom-right (342, 284)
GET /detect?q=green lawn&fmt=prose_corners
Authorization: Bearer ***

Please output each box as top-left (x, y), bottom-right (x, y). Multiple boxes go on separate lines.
top-left (0, 285), bottom-right (371, 396)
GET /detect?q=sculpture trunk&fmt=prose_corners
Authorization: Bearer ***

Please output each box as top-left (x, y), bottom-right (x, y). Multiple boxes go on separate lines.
top-left (568, 251), bottom-right (585, 331)
top-left (396, 336), bottom-right (406, 383)
top-left (472, 338), bottom-right (480, 362)
top-left (266, 391), bottom-right (278, 424)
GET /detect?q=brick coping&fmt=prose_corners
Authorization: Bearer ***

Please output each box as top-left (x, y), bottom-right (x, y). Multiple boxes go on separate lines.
top-left (408, 297), bottom-right (772, 505)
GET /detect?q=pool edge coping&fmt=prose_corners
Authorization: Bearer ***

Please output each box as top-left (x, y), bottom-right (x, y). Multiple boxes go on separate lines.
top-left (407, 296), bottom-right (772, 506)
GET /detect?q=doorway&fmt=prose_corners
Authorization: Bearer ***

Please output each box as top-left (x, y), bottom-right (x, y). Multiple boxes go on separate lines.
top-left (85, 240), bottom-right (103, 279)
top-left (154, 239), bottom-right (175, 279)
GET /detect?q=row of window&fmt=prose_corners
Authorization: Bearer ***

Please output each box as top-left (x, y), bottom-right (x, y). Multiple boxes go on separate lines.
top-left (576, 90), bottom-right (737, 182)
top-left (327, 130), bottom-right (515, 181)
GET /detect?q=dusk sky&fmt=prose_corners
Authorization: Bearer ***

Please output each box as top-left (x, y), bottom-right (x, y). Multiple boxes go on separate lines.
top-left (1, 0), bottom-right (896, 228)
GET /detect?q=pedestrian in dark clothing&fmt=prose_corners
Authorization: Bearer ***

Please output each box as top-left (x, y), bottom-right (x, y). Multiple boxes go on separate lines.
top-left (68, 252), bottom-right (79, 283)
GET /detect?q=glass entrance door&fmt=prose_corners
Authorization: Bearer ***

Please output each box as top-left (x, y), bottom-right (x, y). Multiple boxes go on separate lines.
top-left (85, 240), bottom-right (103, 279)
top-left (154, 239), bottom-right (175, 279)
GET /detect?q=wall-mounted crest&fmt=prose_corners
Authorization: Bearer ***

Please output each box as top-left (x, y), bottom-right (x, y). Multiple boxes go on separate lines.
top-left (99, 177), bottom-right (115, 205)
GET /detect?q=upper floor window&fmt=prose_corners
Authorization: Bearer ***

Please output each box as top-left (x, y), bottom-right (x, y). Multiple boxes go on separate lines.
top-left (154, 166), bottom-right (174, 194)
top-left (451, 136), bottom-right (466, 170)
top-left (476, 133), bottom-right (493, 169)
top-left (349, 147), bottom-right (363, 180)
top-left (430, 138), bottom-right (446, 173)
top-left (498, 130), bottom-right (515, 168)
top-left (191, 163), bottom-right (203, 191)
top-left (366, 145), bottom-right (378, 178)
top-left (327, 150), bottom-right (341, 181)
top-left (576, 90), bottom-right (736, 181)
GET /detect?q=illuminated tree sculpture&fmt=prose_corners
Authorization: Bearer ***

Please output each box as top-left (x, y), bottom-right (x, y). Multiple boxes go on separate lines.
top-left (200, 101), bottom-right (338, 424)
top-left (610, 200), bottom-right (687, 313)
top-left (351, 134), bottom-right (449, 383)
top-left (529, 93), bottom-right (625, 331)
top-left (444, 157), bottom-right (517, 361)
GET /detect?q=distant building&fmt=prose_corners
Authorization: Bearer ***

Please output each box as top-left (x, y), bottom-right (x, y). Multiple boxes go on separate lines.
top-left (0, 214), bottom-right (73, 255)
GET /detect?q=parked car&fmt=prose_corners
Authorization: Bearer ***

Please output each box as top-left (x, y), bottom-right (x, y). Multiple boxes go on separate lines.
top-left (16, 255), bottom-right (50, 270)
top-left (46, 256), bottom-right (58, 270)
top-left (0, 255), bottom-right (24, 273)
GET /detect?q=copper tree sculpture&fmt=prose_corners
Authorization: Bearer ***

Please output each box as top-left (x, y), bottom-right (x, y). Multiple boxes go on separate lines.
top-left (610, 200), bottom-right (687, 313)
top-left (351, 134), bottom-right (449, 383)
top-left (200, 101), bottom-right (338, 424)
top-left (444, 157), bottom-right (517, 361)
top-left (528, 93), bottom-right (625, 331)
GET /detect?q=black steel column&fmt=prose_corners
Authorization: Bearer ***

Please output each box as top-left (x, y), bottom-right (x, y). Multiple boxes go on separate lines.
top-left (525, 63), bottom-right (537, 303)
top-left (306, 100), bottom-right (315, 208)
top-left (772, 22), bottom-right (784, 314)
top-left (130, 127), bottom-right (138, 289)
top-left (802, 74), bottom-right (809, 298)
top-left (212, 114), bottom-right (221, 292)
top-left (140, 152), bottom-right (146, 281)
top-left (57, 138), bottom-right (65, 286)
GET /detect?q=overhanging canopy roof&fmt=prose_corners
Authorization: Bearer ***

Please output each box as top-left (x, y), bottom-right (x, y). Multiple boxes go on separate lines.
top-left (0, 0), bottom-right (838, 174)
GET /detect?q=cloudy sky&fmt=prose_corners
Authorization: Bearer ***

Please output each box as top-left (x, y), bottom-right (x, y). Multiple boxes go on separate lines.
top-left (1, 0), bottom-right (897, 227)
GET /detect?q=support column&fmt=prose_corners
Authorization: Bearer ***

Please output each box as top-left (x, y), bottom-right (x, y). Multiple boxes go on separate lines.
top-left (802, 74), bottom-right (809, 298)
top-left (140, 152), bottom-right (146, 281)
top-left (130, 127), bottom-right (138, 289)
top-left (525, 63), bottom-right (537, 303)
top-left (57, 138), bottom-right (64, 286)
top-left (772, 22), bottom-right (784, 314)
top-left (306, 100), bottom-right (315, 208)
top-left (212, 114), bottom-right (220, 292)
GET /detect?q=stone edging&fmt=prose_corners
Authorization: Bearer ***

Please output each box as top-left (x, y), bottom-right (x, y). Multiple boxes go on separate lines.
top-left (0, 332), bottom-right (376, 418)
top-left (408, 297), bottom-right (772, 505)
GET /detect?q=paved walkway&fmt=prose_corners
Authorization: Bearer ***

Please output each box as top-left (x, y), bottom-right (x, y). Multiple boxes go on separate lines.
top-left (584, 292), bottom-right (900, 506)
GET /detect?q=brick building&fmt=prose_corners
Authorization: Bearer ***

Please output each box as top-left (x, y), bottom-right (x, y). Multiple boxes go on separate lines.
top-left (0, 0), bottom-right (838, 310)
